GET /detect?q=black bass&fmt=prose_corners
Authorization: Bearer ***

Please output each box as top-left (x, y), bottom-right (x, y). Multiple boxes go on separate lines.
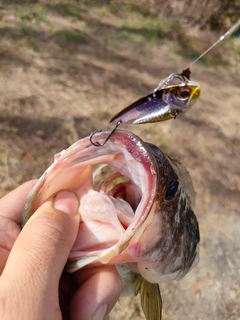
top-left (22, 130), bottom-right (200, 320)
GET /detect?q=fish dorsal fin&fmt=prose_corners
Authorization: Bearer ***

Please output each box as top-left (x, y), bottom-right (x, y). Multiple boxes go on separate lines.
top-left (133, 274), bottom-right (162, 320)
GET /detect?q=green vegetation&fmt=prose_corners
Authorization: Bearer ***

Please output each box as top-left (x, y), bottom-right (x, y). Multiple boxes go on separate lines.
top-left (14, 4), bottom-right (49, 37)
top-left (16, 23), bottom-right (35, 36)
top-left (15, 4), bottom-right (48, 26)
top-left (26, 41), bottom-right (40, 52)
top-left (118, 24), bottom-right (164, 46)
top-left (54, 28), bottom-right (87, 43)
top-left (53, 3), bottom-right (82, 19)
top-left (235, 43), bottom-right (240, 56)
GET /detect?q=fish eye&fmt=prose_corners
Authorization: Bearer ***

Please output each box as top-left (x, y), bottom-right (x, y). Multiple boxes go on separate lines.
top-left (177, 87), bottom-right (191, 101)
top-left (146, 143), bottom-right (163, 159)
top-left (165, 178), bottom-right (179, 200)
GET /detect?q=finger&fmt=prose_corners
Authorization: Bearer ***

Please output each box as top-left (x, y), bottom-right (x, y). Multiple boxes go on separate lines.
top-left (0, 180), bottom-right (37, 223)
top-left (70, 265), bottom-right (122, 320)
top-left (1, 190), bottom-right (80, 316)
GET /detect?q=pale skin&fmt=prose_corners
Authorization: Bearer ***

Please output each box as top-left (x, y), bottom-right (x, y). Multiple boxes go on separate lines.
top-left (0, 181), bottom-right (122, 320)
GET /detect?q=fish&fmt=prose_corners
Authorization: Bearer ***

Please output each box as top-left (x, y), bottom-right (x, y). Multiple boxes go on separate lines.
top-left (22, 130), bottom-right (200, 320)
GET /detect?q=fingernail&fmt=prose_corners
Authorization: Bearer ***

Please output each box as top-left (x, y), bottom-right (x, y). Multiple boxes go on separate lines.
top-left (54, 190), bottom-right (79, 216)
top-left (92, 304), bottom-right (107, 320)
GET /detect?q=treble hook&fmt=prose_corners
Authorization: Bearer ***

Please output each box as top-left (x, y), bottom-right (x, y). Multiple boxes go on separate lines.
top-left (90, 120), bottom-right (122, 147)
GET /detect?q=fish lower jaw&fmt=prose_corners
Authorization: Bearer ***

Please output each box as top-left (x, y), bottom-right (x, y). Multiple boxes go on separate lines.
top-left (23, 131), bottom-right (158, 274)
top-left (64, 148), bottom-right (156, 271)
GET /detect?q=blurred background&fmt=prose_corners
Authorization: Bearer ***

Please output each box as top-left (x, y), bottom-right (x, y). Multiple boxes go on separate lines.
top-left (0, 1), bottom-right (240, 319)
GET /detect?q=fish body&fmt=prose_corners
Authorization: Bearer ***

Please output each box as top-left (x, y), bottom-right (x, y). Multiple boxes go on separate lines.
top-left (22, 130), bottom-right (200, 319)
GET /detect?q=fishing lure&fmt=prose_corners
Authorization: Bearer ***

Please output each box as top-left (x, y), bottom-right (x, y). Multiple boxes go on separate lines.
top-left (90, 19), bottom-right (240, 147)
top-left (90, 69), bottom-right (198, 146)
top-left (110, 69), bottom-right (200, 125)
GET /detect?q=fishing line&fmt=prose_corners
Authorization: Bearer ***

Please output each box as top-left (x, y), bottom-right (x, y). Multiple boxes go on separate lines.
top-left (186, 19), bottom-right (240, 69)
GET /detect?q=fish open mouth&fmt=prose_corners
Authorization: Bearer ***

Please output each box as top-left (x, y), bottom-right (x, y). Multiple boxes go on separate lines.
top-left (22, 130), bottom-right (158, 271)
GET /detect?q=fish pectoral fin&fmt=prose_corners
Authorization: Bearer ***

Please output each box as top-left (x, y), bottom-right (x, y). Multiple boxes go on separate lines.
top-left (133, 274), bottom-right (162, 320)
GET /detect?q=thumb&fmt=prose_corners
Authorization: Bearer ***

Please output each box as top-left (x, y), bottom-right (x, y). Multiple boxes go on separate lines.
top-left (1, 190), bottom-right (80, 299)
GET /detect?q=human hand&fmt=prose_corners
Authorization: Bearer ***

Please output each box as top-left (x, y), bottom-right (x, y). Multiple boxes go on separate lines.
top-left (0, 181), bottom-right (122, 320)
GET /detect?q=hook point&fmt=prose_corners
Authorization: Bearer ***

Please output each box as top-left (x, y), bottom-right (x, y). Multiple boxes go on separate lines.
top-left (89, 121), bottom-right (122, 147)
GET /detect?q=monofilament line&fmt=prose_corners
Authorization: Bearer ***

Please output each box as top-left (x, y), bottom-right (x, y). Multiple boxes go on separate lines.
top-left (186, 19), bottom-right (240, 69)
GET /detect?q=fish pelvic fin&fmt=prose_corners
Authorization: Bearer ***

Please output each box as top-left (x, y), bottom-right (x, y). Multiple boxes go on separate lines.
top-left (133, 274), bottom-right (162, 320)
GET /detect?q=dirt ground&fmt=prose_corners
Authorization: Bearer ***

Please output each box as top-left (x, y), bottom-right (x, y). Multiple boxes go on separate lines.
top-left (0, 3), bottom-right (240, 319)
